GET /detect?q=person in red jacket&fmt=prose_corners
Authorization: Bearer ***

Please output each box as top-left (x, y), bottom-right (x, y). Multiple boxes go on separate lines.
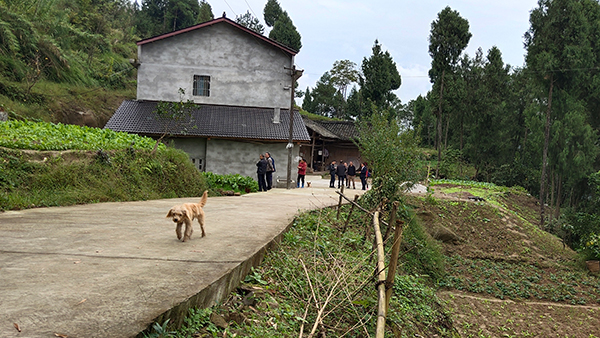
top-left (296, 158), bottom-right (307, 188)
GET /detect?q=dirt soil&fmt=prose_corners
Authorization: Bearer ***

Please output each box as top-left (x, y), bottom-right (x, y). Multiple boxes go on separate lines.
top-left (409, 184), bottom-right (600, 338)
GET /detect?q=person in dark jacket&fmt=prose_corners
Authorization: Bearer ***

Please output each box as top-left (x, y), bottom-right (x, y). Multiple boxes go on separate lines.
top-left (347, 161), bottom-right (356, 189)
top-left (265, 152), bottom-right (275, 190)
top-left (328, 160), bottom-right (337, 188)
top-left (336, 160), bottom-right (347, 188)
top-left (359, 162), bottom-right (368, 190)
top-left (256, 154), bottom-right (268, 192)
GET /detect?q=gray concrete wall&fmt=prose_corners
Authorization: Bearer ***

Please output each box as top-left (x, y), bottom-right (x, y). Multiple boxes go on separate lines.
top-left (171, 138), bottom-right (207, 170)
top-left (204, 139), bottom-right (299, 186)
top-left (137, 23), bottom-right (293, 108)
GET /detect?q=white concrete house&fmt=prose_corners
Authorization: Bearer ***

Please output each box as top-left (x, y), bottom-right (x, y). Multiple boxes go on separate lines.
top-left (106, 15), bottom-right (309, 183)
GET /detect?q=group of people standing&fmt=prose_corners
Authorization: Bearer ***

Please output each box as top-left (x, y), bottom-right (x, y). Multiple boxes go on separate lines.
top-left (328, 160), bottom-right (369, 190)
top-left (256, 152), bottom-right (308, 191)
top-left (257, 153), bottom-right (368, 191)
top-left (256, 152), bottom-right (276, 192)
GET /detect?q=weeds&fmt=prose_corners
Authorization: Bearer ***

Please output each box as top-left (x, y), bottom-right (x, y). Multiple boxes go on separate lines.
top-left (173, 205), bottom-right (454, 337)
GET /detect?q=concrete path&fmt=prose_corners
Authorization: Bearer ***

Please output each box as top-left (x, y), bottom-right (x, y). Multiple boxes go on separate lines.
top-left (0, 175), bottom-right (365, 338)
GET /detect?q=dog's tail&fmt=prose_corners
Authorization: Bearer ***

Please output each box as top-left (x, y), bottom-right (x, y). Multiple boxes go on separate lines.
top-left (199, 190), bottom-right (208, 207)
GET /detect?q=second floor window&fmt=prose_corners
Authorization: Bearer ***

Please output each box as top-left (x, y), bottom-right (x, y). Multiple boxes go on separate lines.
top-left (193, 75), bottom-right (210, 96)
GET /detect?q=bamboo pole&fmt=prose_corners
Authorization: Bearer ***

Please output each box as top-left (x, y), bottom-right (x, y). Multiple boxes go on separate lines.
top-left (342, 195), bottom-right (360, 233)
top-left (385, 218), bottom-right (405, 312)
top-left (373, 211), bottom-right (386, 338)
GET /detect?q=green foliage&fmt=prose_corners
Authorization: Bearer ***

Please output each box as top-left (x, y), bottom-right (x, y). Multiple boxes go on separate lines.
top-left (200, 172), bottom-right (258, 194)
top-left (401, 214), bottom-right (446, 282)
top-left (0, 120), bottom-right (162, 151)
top-left (268, 11), bottom-right (301, 51)
top-left (0, 147), bottom-right (207, 211)
top-left (136, 0), bottom-right (200, 39)
top-left (388, 274), bottom-right (453, 335)
top-left (143, 319), bottom-right (176, 338)
top-left (439, 255), bottom-right (600, 304)
top-left (304, 71), bottom-right (344, 118)
top-left (175, 205), bottom-right (454, 337)
top-left (196, 1), bottom-right (214, 23)
top-left (583, 233), bottom-right (600, 261)
top-left (357, 108), bottom-right (423, 204)
top-left (359, 40), bottom-right (401, 114)
top-left (428, 6), bottom-right (472, 81)
top-left (235, 10), bottom-right (264, 35)
top-left (0, 0), bottom-right (137, 89)
top-left (262, 0), bottom-right (282, 27)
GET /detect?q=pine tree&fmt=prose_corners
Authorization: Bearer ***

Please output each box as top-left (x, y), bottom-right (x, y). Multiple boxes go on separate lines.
top-left (235, 10), bottom-right (265, 34)
top-left (359, 40), bottom-right (401, 117)
top-left (263, 0), bottom-right (282, 27)
top-left (268, 11), bottom-right (301, 51)
top-left (428, 6), bottom-right (471, 176)
top-left (197, 1), bottom-right (214, 23)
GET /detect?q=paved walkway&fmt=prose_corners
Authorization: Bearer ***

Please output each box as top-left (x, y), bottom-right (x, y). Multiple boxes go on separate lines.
top-left (0, 175), bottom-right (365, 338)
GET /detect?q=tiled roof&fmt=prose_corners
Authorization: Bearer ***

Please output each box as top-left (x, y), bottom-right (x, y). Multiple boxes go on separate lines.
top-left (105, 100), bottom-right (310, 142)
top-left (302, 117), bottom-right (359, 141)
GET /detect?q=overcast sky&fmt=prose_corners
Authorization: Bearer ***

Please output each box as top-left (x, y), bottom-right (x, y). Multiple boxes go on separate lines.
top-left (211, 0), bottom-right (540, 104)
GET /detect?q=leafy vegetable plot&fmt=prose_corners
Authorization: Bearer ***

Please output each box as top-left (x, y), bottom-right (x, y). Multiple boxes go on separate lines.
top-left (0, 120), bottom-right (162, 151)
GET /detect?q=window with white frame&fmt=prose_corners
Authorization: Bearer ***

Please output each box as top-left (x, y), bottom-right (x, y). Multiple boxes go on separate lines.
top-left (193, 75), bottom-right (210, 97)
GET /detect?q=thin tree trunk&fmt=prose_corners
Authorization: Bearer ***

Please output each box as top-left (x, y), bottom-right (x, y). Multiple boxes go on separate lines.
top-left (550, 172), bottom-right (555, 220)
top-left (436, 69), bottom-right (445, 178)
top-left (444, 113), bottom-right (450, 150)
top-left (540, 75), bottom-right (553, 227)
top-left (555, 175), bottom-right (562, 220)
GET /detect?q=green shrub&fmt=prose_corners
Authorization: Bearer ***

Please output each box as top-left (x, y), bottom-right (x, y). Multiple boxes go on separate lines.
top-left (0, 120), bottom-right (162, 151)
top-left (201, 172), bottom-right (258, 194)
top-left (0, 147), bottom-right (207, 210)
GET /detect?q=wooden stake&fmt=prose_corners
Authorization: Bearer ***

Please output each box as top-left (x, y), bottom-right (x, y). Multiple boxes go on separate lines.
top-left (383, 201), bottom-right (399, 242)
top-left (342, 195), bottom-right (360, 233)
top-left (336, 185), bottom-right (345, 219)
top-left (373, 211), bottom-right (386, 338)
top-left (335, 191), bottom-right (389, 227)
top-left (385, 218), bottom-right (405, 312)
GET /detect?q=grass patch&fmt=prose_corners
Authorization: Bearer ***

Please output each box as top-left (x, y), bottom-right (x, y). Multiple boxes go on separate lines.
top-left (150, 205), bottom-right (455, 337)
top-left (0, 147), bottom-right (208, 210)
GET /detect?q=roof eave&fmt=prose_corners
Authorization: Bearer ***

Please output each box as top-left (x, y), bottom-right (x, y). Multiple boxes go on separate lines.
top-left (136, 17), bottom-right (298, 56)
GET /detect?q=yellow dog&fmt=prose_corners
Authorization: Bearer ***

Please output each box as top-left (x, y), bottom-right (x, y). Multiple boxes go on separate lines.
top-left (166, 191), bottom-right (208, 242)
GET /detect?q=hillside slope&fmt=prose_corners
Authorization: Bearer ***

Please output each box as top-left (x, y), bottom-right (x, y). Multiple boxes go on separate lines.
top-left (409, 182), bottom-right (600, 337)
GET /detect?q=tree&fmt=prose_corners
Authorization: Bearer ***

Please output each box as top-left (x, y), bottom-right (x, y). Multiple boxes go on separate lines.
top-left (428, 6), bottom-right (471, 177)
top-left (524, 0), bottom-right (598, 225)
top-left (359, 40), bottom-right (401, 117)
top-left (235, 10), bottom-right (265, 34)
top-left (263, 0), bottom-right (282, 27)
top-left (301, 87), bottom-right (316, 113)
top-left (136, 0), bottom-right (199, 37)
top-left (357, 107), bottom-right (422, 203)
top-left (165, 0), bottom-right (199, 32)
top-left (463, 47), bottom-right (510, 179)
top-left (330, 59), bottom-right (359, 100)
top-left (309, 72), bottom-right (344, 118)
top-left (152, 88), bottom-right (196, 154)
top-left (268, 11), bottom-right (301, 51)
top-left (197, 0), bottom-right (213, 23)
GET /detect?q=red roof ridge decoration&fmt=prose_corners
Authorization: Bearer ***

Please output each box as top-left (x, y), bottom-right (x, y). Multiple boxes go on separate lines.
top-left (136, 16), bottom-right (298, 56)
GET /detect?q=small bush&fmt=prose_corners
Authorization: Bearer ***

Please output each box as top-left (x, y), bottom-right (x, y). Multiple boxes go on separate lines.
top-left (201, 171), bottom-right (258, 194)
